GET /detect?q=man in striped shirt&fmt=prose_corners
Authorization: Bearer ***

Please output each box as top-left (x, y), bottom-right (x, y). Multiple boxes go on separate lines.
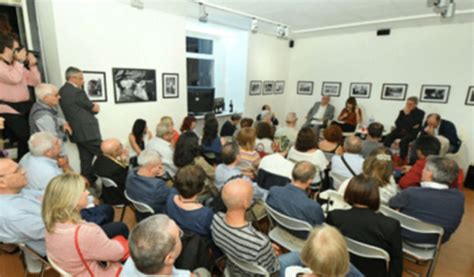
top-left (211, 178), bottom-right (280, 276)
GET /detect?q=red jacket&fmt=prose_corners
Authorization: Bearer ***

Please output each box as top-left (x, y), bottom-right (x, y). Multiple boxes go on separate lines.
top-left (399, 158), bottom-right (464, 189)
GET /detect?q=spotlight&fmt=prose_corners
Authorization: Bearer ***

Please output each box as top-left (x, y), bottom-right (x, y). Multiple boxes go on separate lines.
top-left (251, 18), bottom-right (258, 33)
top-left (199, 3), bottom-right (208, 23)
top-left (276, 25), bottom-right (289, 39)
top-left (441, 1), bottom-right (455, 17)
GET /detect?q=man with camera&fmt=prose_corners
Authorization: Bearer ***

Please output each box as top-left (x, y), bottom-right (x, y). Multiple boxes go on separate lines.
top-left (0, 33), bottom-right (41, 160)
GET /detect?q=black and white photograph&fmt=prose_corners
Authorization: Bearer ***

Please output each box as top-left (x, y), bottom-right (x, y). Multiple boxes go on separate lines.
top-left (297, 81), bottom-right (314, 95)
top-left (249, 80), bottom-right (262, 96)
top-left (112, 68), bottom-right (157, 103)
top-left (263, 81), bottom-right (274, 95)
top-left (274, 81), bottom-right (285, 94)
top-left (162, 73), bottom-right (179, 99)
top-left (349, 82), bottom-right (371, 98)
top-left (420, 85), bottom-right (450, 104)
top-left (381, 83), bottom-right (408, 101)
top-left (83, 71), bottom-right (107, 102)
top-left (466, 86), bottom-right (474, 106)
top-left (321, 81), bottom-right (341, 96)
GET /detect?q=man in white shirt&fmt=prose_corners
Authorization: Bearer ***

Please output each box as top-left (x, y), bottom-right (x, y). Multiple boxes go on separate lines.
top-left (331, 136), bottom-right (364, 178)
top-left (275, 112), bottom-right (298, 145)
top-left (146, 122), bottom-right (177, 176)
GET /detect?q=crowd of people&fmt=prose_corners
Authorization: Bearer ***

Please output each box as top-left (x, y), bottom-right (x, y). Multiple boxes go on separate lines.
top-left (0, 28), bottom-right (467, 277)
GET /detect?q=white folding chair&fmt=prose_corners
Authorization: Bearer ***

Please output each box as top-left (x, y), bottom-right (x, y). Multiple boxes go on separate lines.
top-left (318, 189), bottom-right (350, 214)
top-left (96, 176), bottom-right (127, 221)
top-left (345, 237), bottom-right (391, 273)
top-left (264, 203), bottom-right (313, 252)
top-left (223, 254), bottom-right (270, 277)
top-left (47, 256), bottom-right (72, 277)
top-left (379, 205), bottom-right (444, 277)
top-left (17, 243), bottom-right (50, 277)
top-left (124, 190), bottom-right (155, 215)
top-left (329, 171), bottom-right (348, 190)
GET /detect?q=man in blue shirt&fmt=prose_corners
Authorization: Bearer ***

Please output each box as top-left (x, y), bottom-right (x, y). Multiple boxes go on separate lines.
top-left (266, 161), bottom-right (324, 238)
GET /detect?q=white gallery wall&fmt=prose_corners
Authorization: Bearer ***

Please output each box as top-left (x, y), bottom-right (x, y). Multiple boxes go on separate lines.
top-left (284, 22), bottom-right (474, 165)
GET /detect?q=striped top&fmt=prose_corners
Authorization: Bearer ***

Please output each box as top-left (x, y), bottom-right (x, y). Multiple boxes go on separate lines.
top-left (211, 212), bottom-right (279, 276)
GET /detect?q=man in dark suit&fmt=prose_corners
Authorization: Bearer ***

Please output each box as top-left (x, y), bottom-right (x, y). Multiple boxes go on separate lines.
top-left (59, 67), bottom-right (101, 181)
top-left (422, 113), bottom-right (461, 154)
top-left (384, 96), bottom-right (425, 164)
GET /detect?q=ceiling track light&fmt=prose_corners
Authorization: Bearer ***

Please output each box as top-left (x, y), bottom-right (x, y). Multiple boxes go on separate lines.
top-left (199, 3), bottom-right (208, 23)
top-left (276, 25), bottom-right (289, 39)
top-left (441, 1), bottom-right (456, 18)
top-left (251, 18), bottom-right (259, 33)
top-left (428, 0), bottom-right (455, 18)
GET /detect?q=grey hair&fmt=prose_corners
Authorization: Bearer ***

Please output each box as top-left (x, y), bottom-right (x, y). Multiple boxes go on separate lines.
top-left (344, 136), bottom-right (362, 154)
top-left (261, 110), bottom-right (272, 122)
top-left (407, 96), bottom-right (419, 105)
top-left (292, 161), bottom-right (317, 183)
top-left (286, 112), bottom-right (298, 123)
top-left (155, 122), bottom-right (171, 138)
top-left (129, 214), bottom-right (175, 275)
top-left (65, 66), bottom-right (82, 80)
top-left (28, 132), bottom-right (58, 156)
top-left (137, 149), bottom-right (161, 167)
top-left (425, 156), bottom-right (459, 185)
top-left (35, 83), bottom-right (57, 101)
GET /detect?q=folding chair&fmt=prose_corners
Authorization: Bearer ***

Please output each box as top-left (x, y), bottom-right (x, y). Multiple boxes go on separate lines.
top-left (17, 243), bottom-right (50, 277)
top-left (379, 205), bottom-right (444, 277)
top-left (318, 189), bottom-right (350, 214)
top-left (264, 203), bottom-right (313, 252)
top-left (47, 256), bottom-right (72, 277)
top-left (96, 176), bottom-right (127, 221)
top-left (345, 237), bottom-right (390, 273)
top-left (124, 190), bottom-right (155, 215)
top-left (223, 254), bottom-right (270, 277)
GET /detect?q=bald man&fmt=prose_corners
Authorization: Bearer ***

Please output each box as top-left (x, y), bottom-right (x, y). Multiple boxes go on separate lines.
top-left (92, 138), bottom-right (129, 205)
top-left (331, 135), bottom-right (364, 179)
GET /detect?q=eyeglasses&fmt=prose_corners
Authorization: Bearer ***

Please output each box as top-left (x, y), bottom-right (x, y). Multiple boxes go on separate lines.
top-left (0, 165), bottom-right (24, 178)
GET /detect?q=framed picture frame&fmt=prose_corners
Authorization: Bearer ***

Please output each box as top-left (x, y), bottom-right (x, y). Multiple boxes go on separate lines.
top-left (466, 86), bottom-right (474, 106)
top-left (321, 81), bottom-right (341, 97)
top-left (381, 83), bottom-right (408, 101)
top-left (162, 73), bottom-right (179, 99)
top-left (297, 81), bottom-right (314, 95)
top-left (249, 80), bottom-right (262, 96)
top-left (349, 82), bottom-right (371, 98)
top-left (112, 68), bottom-right (157, 104)
top-left (420, 85), bottom-right (450, 104)
top-left (274, 81), bottom-right (285, 95)
top-left (83, 71), bottom-right (107, 102)
top-left (263, 81), bottom-right (274, 95)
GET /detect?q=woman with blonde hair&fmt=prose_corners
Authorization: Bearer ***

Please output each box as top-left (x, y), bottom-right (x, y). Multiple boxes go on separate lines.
top-left (160, 116), bottom-right (180, 145)
top-left (337, 147), bottom-right (399, 204)
top-left (42, 174), bottom-right (129, 276)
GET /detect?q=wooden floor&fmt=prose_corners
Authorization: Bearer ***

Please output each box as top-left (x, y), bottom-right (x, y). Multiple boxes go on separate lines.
top-left (1, 189), bottom-right (473, 277)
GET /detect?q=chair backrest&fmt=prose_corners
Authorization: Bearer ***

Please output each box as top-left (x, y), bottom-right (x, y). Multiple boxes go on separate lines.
top-left (48, 256), bottom-right (72, 277)
top-left (226, 254), bottom-right (270, 277)
top-left (329, 171), bottom-right (348, 190)
top-left (98, 176), bottom-right (118, 188)
top-left (17, 243), bottom-right (50, 272)
top-left (264, 203), bottom-right (313, 232)
top-left (124, 190), bottom-right (155, 214)
top-left (345, 237), bottom-right (390, 271)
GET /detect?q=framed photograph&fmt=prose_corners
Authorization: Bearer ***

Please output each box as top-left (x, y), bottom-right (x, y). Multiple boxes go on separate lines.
top-left (263, 81), bottom-right (274, 95)
top-left (83, 71), bottom-right (107, 102)
top-left (420, 85), bottom-right (450, 104)
top-left (381, 83), bottom-right (408, 101)
top-left (297, 81), bottom-right (314, 95)
top-left (162, 73), bottom-right (179, 99)
top-left (466, 86), bottom-right (474, 106)
top-left (274, 81), bottom-right (285, 95)
top-left (112, 68), bottom-right (157, 104)
top-left (321, 82), bottom-right (341, 97)
top-left (249, 80), bottom-right (262, 96)
top-left (349, 82), bottom-right (371, 98)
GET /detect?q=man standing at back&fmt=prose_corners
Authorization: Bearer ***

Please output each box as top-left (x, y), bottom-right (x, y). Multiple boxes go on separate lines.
top-left (59, 66), bottom-right (101, 182)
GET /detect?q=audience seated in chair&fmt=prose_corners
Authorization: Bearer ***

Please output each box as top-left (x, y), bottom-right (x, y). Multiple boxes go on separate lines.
top-left (166, 165), bottom-right (214, 237)
top-left (146, 122), bottom-right (177, 176)
top-left (160, 116), bottom-right (180, 146)
top-left (125, 149), bottom-right (170, 217)
top-left (220, 114), bottom-right (241, 137)
top-left (318, 124), bottom-right (344, 160)
top-left (43, 174), bottom-right (129, 276)
top-left (121, 214), bottom-right (211, 277)
top-left (180, 115), bottom-right (199, 139)
top-left (128, 118), bottom-right (152, 166)
top-left (331, 136), bottom-right (364, 179)
top-left (285, 226), bottom-right (363, 277)
top-left (256, 104), bottom-right (279, 127)
top-left (327, 174), bottom-right (403, 277)
top-left (274, 112), bottom-right (298, 145)
top-left (236, 127), bottom-right (260, 179)
top-left (92, 138), bottom-right (129, 205)
top-left (332, 97), bottom-right (362, 133)
top-left (266, 161), bottom-right (324, 239)
top-left (421, 113), bottom-right (461, 154)
top-left (360, 122), bottom-right (384, 158)
top-left (257, 135), bottom-right (294, 190)
top-left (255, 121), bottom-right (274, 155)
top-left (338, 147), bottom-right (399, 205)
top-left (389, 156), bottom-right (464, 244)
top-left (201, 116), bottom-right (224, 160)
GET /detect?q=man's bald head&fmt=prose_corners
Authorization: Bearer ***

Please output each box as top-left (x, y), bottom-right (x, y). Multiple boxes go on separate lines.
top-left (222, 178), bottom-right (253, 210)
top-left (101, 138), bottom-right (121, 156)
top-left (344, 135), bottom-right (362, 154)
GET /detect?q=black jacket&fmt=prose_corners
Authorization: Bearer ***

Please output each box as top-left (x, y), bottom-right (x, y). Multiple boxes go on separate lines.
top-left (394, 108), bottom-right (425, 135)
top-left (92, 155), bottom-right (128, 205)
top-left (422, 119), bottom-right (461, 153)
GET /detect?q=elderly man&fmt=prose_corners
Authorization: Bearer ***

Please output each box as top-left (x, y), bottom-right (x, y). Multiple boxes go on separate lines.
top-left (331, 136), bottom-right (364, 179)
top-left (59, 66), bottom-right (101, 182)
top-left (93, 138), bottom-right (129, 205)
top-left (389, 156), bottom-right (464, 244)
top-left (121, 214), bottom-right (210, 276)
top-left (256, 104), bottom-right (279, 126)
top-left (422, 113), bottom-right (461, 154)
top-left (125, 149), bottom-right (170, 217)
top-left (146, 122), bottom-right (177, 176)
top-left (304, 96), bottom-right (335, 128)
top-left (274, 112), bottom-right (298, 145)
top-left (383, 96), bottom-right (425, 164)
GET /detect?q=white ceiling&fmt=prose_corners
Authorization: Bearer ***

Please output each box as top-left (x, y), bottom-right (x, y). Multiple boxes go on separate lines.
top-left (144, 0), bottom-right (474, 37)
